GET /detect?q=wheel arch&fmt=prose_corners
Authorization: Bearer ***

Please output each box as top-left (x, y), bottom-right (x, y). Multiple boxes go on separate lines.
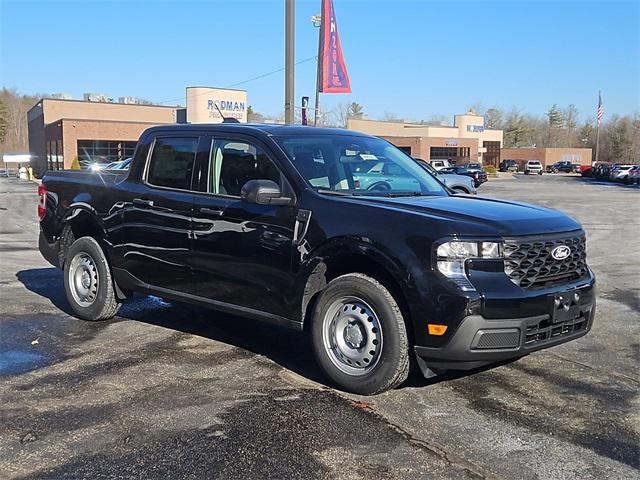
top-left (451, 185), bottom-right (470, 194)
top-left (59, 208), bottom-right (108, 263)
top-left (299, 243), bottom-right (415, 343)
top-left (58, 207), bottom-right (126, 300)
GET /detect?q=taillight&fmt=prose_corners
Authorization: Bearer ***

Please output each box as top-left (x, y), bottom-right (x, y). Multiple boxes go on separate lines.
top-left (37, 184), bottom-right (46, 220)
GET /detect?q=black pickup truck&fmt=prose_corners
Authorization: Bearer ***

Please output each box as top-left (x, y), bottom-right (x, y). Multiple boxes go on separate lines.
top-left (38, 124), bottom-right (596, 394)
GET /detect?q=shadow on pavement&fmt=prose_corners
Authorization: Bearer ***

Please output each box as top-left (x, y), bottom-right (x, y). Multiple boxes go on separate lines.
top-left (16, 267), bottom-right (505, 391)
top-left (16, 267), bottom-right (327, 386)
top-left (16, 268), bottom-right (71, 314)
top-left (570, 174), bottom-right (640, 188)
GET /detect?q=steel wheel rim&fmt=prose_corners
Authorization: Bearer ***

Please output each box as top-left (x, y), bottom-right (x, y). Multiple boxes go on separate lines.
top-left (322, 296), bottom-right (383, 376)
top-left (68, 252), bottom-right (99, 307)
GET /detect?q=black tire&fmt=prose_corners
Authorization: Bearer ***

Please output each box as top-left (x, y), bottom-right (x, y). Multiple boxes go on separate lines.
top-left (310, 273), bottom-right (410, 395)
top-left (452, 186), bottom-right (469, 194)
top-left (63, 236), bottom-right (120, 321)
top-left (367, 182), bottom-right (390, 193)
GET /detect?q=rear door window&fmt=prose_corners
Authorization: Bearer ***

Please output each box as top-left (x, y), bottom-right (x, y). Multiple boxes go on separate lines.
top-left (146, 137), bottom-right (199, 190)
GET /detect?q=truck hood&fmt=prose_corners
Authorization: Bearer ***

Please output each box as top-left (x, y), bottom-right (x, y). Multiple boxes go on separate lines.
top-left (369, 195), bottom-right (581, 236)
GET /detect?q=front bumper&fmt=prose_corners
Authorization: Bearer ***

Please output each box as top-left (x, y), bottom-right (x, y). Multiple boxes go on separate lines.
top-left (415, 297), bottom-right (595, 372)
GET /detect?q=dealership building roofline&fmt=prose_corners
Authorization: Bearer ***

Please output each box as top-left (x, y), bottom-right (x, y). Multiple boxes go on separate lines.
top-left (347, 112), bottom-right (504, 166)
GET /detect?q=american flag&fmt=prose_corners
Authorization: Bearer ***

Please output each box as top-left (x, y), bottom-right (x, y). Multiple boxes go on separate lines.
top-left (597, 91), bottom-right (604, 126)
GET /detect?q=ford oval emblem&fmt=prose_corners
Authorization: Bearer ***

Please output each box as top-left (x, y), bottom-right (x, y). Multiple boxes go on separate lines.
top-left (551, 245), bottom-right (571, 260)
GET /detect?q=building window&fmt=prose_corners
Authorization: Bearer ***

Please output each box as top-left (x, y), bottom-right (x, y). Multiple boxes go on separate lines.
top-left (430, 147), bottom-right (458, 159)
top-left (430, 147), bottom-right (470, 162)
top-left (46, 140), bottom-right (63, 170)
top-left (483, 141), bottom-right (501, 167)
top-left (56, 140), bottom-right (63, 170)
top-left (76, 140), bottom-right (137, 169)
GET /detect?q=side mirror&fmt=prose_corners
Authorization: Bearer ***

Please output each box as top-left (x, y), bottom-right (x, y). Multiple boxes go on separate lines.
top-left (241, 179), bottom-right (292, 206)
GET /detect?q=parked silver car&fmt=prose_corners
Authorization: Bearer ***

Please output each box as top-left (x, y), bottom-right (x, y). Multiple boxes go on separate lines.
top-left (610, 164), bottom-right (634, 182)
top-left (414, 158), bottom-right (477, 194)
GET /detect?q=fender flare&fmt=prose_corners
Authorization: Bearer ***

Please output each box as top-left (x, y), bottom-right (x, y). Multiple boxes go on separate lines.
top-left (297, 238), bottom-right (412, 327)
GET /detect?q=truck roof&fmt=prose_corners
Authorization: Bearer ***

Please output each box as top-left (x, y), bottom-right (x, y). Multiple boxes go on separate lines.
top-left (143, 123), bottom-right (372, 138)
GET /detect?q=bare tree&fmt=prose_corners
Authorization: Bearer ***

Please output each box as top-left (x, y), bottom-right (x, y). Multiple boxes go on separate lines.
top-left (381, 111), bottom-right (401, 122)
top-left (484, 108), bottom-right (503, 130)
top-left (0, 88), bottom-right (43, 155)
top-left (564, 104), bottom-right (579, 147)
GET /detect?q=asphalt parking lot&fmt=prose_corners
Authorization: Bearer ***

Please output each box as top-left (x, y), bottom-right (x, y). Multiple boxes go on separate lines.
top-left (1, 174), bottom-right (638, 479)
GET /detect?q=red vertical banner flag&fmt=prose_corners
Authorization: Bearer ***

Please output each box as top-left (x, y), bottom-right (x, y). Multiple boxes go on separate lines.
top-left (320, 0), bottom-right (351, 93)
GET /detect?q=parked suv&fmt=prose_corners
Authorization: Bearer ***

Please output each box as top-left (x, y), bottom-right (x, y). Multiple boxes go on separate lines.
top-left (628, 165), bottom-right (640, 184)
top-left (500, 159), bottom-right (519, 172)
top-left (38, 125), bottom-right (595, 395)
top-left (441, 165), bottom-right (488, 187)
top-left (524, 160), bottom-right (544, 175)
top-left (610, 165), bottom-right (634, 182)
top-left (546, 161), bottom-right (576, 173)
top-left (429, 159), bottom-right (452, 171)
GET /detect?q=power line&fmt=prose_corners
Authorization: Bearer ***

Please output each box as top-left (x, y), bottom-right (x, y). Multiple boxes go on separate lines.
top-left (156, 56), bottom-right (317, 106)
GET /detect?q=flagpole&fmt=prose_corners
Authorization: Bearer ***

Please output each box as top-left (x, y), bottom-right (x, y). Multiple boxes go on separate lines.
top-left (594, 122), bottom-right (600, 165)
top-left (594, 90), bottom-right (601, 165)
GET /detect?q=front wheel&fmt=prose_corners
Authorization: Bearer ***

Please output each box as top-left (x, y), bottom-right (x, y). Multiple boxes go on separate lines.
top-left (367, 182), bottom-right (391, 193)
top-left (311, 273), bottom-right (410, 395)
top-left (64, 236), bottom-right (120, 321)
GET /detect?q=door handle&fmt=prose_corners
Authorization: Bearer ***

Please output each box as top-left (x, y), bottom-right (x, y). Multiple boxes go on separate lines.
top-left (133, 198), bottom-right (154, 208)
top-left (198, 207), bottom-right (223, 217)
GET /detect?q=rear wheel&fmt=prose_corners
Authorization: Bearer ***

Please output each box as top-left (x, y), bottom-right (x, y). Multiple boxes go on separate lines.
top-left (64, 237), bottom-right (120, 321)
top-left (311, 273), bottom-right (410, 395)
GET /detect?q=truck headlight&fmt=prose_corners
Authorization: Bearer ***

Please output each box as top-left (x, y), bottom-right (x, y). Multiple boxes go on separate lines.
top-left (436, 241), bottom-right (503, 291)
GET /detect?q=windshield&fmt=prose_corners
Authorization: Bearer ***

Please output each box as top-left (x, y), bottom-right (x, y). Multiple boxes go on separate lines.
top-left (274, 135), bottom-right (447, 197)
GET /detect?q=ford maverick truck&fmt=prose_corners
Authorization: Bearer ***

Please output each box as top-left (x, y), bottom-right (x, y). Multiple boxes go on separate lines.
top-left (38, 124), bottom-right (596, 394)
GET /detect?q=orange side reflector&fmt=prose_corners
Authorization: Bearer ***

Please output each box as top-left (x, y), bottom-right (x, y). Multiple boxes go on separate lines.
top-left (428, 324), bottom-right (448, 336)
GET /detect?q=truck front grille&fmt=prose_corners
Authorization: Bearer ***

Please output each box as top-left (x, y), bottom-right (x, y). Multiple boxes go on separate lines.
top-left (504, 233), bottom-right (588, 289)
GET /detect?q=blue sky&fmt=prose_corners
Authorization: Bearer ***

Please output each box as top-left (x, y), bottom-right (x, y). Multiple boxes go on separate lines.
top-left (1, 0), bottom-right (638, 122)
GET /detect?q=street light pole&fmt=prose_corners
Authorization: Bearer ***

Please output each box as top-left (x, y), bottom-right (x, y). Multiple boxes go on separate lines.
top-left (285, 0), bottom-right (295, 124)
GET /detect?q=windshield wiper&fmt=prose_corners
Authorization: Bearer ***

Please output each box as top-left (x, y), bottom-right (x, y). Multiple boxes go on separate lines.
top-left (315, 189), bottom-right (353, 196)
top-left (387, 191), bottom-right (432, 197)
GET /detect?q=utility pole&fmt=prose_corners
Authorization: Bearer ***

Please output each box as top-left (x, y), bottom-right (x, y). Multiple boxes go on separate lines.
top-left (284, 0), bottom-right (295, 124)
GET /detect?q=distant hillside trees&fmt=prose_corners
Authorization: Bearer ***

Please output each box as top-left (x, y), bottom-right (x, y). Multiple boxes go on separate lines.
top-left (0, 88), bottom-right (44, 155)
